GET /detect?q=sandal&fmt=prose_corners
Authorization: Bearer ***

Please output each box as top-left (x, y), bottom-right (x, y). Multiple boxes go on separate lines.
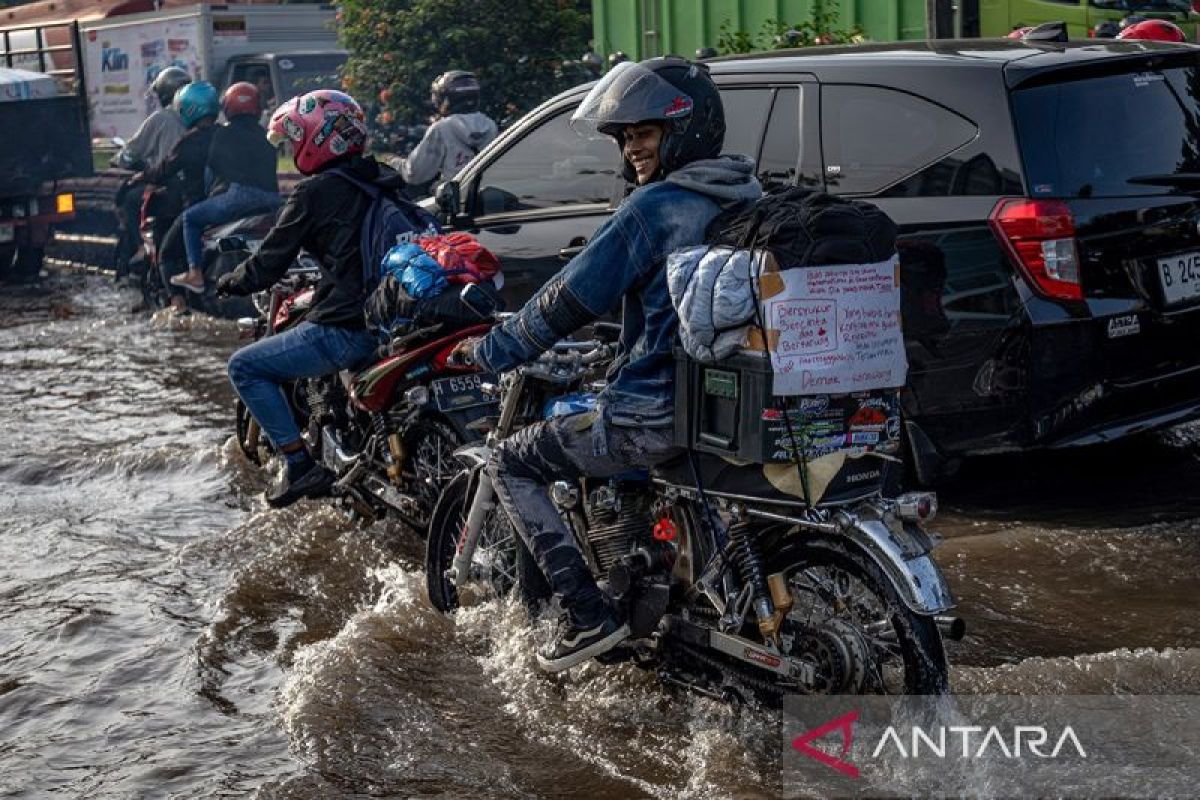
top-left (169, 272), bottom-right (206, 294)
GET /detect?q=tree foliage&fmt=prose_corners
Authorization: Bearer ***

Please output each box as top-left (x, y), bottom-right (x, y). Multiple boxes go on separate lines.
top-left (716, 4), bottom-right (863, 55)
top-left (336, 0), bottom-right (590, 131)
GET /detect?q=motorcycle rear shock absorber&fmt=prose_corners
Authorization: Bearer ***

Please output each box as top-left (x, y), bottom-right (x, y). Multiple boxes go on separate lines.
top-left (371, 412), bottom-right (405, 486)
top-left (729, 518), bottom-right (780, 645)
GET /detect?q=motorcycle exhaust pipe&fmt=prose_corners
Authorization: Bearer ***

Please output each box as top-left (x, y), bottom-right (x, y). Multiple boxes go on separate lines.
top-left (935, 615), bottom-right (966, 641)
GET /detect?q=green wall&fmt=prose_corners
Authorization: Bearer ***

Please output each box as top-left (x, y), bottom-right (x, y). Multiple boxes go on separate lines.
top-left (592, 0), bottom-right (930, 59)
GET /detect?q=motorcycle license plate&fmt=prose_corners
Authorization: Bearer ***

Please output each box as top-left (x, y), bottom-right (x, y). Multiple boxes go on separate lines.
top-left (1157, 250), bottom-right (1200, 305)
top-left (0, 224), bottom-right (13, 244)
top-left (431, 373), bottom-right (496, 412)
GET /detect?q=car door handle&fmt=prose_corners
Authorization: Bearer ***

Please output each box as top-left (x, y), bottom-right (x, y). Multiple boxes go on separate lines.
top-left (559, 240), bottom-right (587, 260)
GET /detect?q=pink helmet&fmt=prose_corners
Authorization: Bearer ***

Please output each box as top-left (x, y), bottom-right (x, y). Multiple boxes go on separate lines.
top-left (267, 89), bottom-right (368, 175)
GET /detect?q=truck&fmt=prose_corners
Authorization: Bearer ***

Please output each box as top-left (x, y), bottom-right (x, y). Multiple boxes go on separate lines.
top-left (591, 0), bottom-right (1200, 57)
top-left (79, 3), bottom-right (344, 141)
top-left (0, 20), bottom-right (91, 283)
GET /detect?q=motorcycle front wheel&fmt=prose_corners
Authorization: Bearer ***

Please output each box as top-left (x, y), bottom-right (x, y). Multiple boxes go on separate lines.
top-left (234, 399), bottom-right (273, 466)
top-left (425, 471), bottom-right (543, 612)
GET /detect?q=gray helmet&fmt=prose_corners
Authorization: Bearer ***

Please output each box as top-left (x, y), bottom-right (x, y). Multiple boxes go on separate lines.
top-left (431, 70), bottom-right (481, 114)
top-left (151, 66), bottom-right (191, 109)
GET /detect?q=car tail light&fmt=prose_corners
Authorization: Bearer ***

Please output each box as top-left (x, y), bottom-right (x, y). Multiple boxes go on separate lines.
top-left (989, 198), bottom-right (1083, 301)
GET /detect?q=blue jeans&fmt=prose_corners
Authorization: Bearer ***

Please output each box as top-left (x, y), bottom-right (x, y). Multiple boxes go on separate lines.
top-left (228, 321), bottom-right (378, 449)
top-left (182, 183), bottom-right (280, 269)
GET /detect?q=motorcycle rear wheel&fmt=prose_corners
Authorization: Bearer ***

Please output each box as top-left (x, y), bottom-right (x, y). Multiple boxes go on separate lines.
top-left (767, 538), bottom-right (950, 695)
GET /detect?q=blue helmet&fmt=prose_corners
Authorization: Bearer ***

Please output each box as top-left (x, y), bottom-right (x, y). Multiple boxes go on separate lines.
top-left (174, 81), bottom-right (219, 128)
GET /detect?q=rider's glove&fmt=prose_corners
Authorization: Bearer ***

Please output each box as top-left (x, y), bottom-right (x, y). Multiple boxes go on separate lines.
top-left (448, 336), bottom-right (481, 368)
top-left (215, 272), bottom-right (248, 298)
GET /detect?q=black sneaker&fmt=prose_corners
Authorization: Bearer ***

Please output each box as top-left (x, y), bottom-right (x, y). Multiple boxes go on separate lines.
top-left (537, 613), bottom-right (630, 673)
top-left (265, 462), bottom-right (336, 508)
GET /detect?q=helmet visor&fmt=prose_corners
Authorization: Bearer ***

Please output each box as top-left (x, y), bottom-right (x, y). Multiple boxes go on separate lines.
top-left (570, 61), bottom-right (693, 138)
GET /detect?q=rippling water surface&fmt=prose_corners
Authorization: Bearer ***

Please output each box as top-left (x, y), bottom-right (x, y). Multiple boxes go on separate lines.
top-left (2, 275), bottom-right (1198, 798)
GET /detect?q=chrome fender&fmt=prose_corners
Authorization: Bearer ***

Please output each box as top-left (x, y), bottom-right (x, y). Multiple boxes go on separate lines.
top-left (452, 443), bottom-right (491, 469)
top-left (833, 515), bottom-right (955, 616)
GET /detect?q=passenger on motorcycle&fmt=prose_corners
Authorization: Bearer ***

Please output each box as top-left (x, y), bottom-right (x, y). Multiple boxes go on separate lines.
top-left (452, 57), bottom-right (762, 672)
top-left (133, 81), bottom-right (220, 309)
top-left (113, 67), bottom-right (191, 278)
top-left (216, 90), bottom-right (411, 508)
top-left (170, 82), bottom-right (282, 295)
top-left (400, 71), bottom-right (498, 188)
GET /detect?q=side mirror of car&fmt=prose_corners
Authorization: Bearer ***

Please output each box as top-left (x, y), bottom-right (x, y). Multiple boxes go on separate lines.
top-left (435, 180), bottom-right (472, 227)
top-left (217, 235), bottom-right (248, 253)
top-left (459, 283), bottom-right (498, 320)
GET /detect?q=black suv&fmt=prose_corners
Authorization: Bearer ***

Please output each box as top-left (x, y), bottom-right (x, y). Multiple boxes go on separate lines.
top-left (429, 39), bottom-right (1200, 481)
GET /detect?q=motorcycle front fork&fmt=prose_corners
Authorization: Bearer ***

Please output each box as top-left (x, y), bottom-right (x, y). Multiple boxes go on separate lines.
top-left (449, 469), bottom-right (496, 588)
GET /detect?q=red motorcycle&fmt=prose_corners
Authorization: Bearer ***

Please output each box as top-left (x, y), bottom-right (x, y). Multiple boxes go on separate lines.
top-left (235, 274), bottom-right (499, 528)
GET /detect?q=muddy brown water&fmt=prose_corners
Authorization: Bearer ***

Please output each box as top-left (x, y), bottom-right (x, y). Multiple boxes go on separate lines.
top-left (1, 275), bottom-right (1198, 798)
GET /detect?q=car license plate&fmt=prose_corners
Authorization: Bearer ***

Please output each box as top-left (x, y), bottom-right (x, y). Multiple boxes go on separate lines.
top-left (0, 224), bottom-right (13, 244)
top-left (1157, 250), bottom-right (1200, 305)
top-left (431, 372), bottom-right (496, 412)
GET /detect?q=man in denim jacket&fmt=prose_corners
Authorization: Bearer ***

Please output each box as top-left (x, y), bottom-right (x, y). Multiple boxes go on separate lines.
top-left (457, 57), bottom-right (761, 671)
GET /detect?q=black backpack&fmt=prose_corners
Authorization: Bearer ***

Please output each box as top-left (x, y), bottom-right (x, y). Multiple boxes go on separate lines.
top-left (330, 168), bottom-right (442, 292)
top-left (707, 187), bottom-right (897, 266)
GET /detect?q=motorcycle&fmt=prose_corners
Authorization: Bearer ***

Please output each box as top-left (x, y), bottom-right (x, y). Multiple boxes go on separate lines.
top-left (236, 281), bottom-right (500, 528)
top-left (125, 185), bottom-right (275, 318)
top-left (426, 332), bottom-right (962, 701)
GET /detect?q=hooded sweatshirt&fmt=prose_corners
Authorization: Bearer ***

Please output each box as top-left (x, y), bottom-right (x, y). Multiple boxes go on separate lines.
top-left (401, 112), bottom-right (498, 185)
top-left (477, 154), bottom-right (761, 428)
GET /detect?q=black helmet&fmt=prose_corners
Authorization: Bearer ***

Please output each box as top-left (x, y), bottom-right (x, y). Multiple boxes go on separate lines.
top-left (572, 56), bottom-right (725, 183)
top-left (581, 51), bottom-right (603, 72)
top-left (1119, 14), bottom-right (1147, 30)
top-left (1093, 20), bottom-right (1120, 38)
top-left (695, 46), bottom-right (718, 60)
top-left (431, 70), bottom-right (481, 114)
top-left (151, 66), bottom-right (191, 109)
top-left (607, 51), bottom-right (629, 67)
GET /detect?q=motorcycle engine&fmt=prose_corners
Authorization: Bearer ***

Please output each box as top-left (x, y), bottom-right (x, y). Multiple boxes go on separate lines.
top-left (585, 483), bottom-right (652, 574)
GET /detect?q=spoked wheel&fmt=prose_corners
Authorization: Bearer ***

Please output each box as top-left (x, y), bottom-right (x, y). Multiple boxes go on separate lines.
top-left (425, 471), bottom-right (541, 612)
top-left (234, 399), bottom-right (273, 466)
top-left (770, 540), bottom-right (949, 695)
top-left (404, 419), bottom-right (462, 525)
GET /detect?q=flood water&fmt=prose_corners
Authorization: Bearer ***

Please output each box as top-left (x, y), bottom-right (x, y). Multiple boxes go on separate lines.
top-left (2, 274), bottom-right (1198, 798)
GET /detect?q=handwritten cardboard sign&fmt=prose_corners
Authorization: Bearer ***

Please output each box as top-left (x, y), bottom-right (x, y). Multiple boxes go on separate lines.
top-left (753, 256), bottom-right (907, 395)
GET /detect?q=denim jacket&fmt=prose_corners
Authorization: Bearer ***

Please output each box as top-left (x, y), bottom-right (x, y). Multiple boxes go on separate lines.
top-left (475, 155), bottom-right (762, 428)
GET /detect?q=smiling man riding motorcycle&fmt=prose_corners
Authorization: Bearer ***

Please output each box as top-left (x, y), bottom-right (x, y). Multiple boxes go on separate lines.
top-left (452, 57), bottom-right (762, 672)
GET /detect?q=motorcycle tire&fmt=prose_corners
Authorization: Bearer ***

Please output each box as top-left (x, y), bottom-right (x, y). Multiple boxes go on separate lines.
top-left (766, 537), bottom-right (950, 695)
top-left (425, 470), bottom-right (544, 613)
top-left (403, 418), bottom-right (464, 528)
top-left (234, 399), bottom-right (272, 466)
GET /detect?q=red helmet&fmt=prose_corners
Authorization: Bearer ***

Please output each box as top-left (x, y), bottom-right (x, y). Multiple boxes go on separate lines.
top-left (222, 81), bottom-right (262, 118)
top-left (1006, 26), bottom-right (1034, 40)
top-left (1116, 19), bottom-right (1187, 43)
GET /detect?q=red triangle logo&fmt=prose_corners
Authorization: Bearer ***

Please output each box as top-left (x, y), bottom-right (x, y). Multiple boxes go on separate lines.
top-left (791, 709), bottom-right (861, 779)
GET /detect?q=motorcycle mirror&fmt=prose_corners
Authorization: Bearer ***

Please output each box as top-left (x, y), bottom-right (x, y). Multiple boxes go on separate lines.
top-left (435, 180), bottom-right (468, 226)
top-left (459, 283), bottom-right (497, 320)
top-left (217, 235), bottom-right (248, 253)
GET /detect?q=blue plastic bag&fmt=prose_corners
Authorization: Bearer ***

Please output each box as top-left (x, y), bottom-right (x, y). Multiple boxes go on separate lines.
top-left (380, 243), bottom-right (447, 300)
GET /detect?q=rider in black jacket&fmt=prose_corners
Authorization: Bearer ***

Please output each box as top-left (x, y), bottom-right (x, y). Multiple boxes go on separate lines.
top-left (217, 90), bottom-right (421, 508)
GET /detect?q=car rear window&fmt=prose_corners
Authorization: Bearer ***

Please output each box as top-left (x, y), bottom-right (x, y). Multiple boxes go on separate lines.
top-left (1013, 62), bottom-right (1200, 198)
